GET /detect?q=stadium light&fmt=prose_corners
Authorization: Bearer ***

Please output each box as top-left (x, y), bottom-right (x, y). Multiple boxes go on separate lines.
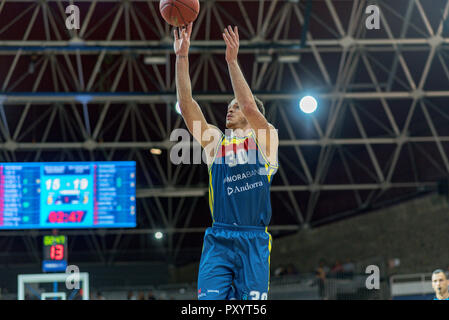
top-left (299, 96), bottom-right (318, 114)
top-left (68, 36), bottom-right (85, 45)
top-left (256, 54), bottom-right (273, 63)
top-left (155, 231), bottom-right (163, 240)
top-left (150, 148), bottom-right (162, 155)
top-left (278, 54), bottom-right (301, 63)
top-left (144, 55), bottom-right (167, 65)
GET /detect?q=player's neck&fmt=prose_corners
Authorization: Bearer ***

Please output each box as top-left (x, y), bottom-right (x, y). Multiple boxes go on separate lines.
top-left (230, 126), bottom-right (252, 138)
top-left (437, 291), bottom-right (449, 300)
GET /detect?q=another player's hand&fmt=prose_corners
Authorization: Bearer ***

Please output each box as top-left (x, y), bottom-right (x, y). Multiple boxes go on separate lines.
top-left (174, 22), bottom-right (193, 57)
top-left (223, 25), bottom-right (239, 63)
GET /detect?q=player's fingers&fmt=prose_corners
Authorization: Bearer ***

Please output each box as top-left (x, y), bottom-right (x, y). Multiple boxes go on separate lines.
top-left (223, 32), bottom-right (234, 48)
top-left (227, 25), bottom-right (235, 40)
top-left (234, 26), bottom-right (239, 40)
top-left (224, 29), bottom-right (235, 47)
top-left (222, 33), bottom-right (230, 46)
top-left (174, 28), bottom-right (179, 40)
top-left (223, 29), bottom-right (229, 41)
top-left (228, 25), bottom-right (238, 42)
top-left (187, 22), bottom-right (193, 37)
top-left (229, 28), bottom-right (238, 46)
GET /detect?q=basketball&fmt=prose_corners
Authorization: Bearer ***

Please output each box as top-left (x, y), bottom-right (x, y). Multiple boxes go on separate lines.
top-left (159, 0), bottom-right (200, 27)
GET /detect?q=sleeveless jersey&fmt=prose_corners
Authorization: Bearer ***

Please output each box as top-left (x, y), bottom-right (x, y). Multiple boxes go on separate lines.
top-left (207, 130), bottom-right (278, 227)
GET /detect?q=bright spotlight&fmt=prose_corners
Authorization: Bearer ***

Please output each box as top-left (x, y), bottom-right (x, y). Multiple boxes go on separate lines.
top-left (155, 231), bottom-right (163, 240)
top-left (150, 148), bottom-right (162, 155)
top-left (175, 102), bottom-right (182, 115)
top-left (299, 96), bottom-right (318, 114)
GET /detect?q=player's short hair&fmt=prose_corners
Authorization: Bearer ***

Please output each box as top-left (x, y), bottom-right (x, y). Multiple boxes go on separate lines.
top-left (432, 269), bottom-right (447, 277)
top-left (229, 96), bottom-right (265, 117)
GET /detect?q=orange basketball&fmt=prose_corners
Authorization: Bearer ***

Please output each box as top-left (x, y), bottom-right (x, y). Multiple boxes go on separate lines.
top-left (159, 0), bottom-right (200, 27)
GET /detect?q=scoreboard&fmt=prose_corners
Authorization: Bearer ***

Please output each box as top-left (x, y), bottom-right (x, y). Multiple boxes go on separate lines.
top-left (0, 162), bottom-right (136, 229)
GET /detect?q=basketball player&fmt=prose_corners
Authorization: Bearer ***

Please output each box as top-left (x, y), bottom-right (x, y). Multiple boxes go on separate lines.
top-left (174, 22), bottom-right (278, 300)
top-left (431, 269), bottom-right (449, 300)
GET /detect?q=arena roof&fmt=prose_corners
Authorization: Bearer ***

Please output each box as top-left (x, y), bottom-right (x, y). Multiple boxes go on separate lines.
top-left (0, 0), bottom-right (449, 266)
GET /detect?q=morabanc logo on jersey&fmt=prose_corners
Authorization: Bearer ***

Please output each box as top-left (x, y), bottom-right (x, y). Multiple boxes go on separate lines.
top-left (223, 169), bottom-right (258, 183)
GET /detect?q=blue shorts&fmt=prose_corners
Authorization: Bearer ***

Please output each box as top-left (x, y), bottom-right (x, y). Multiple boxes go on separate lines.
top-left (197, 222), bottom-right (272, 300)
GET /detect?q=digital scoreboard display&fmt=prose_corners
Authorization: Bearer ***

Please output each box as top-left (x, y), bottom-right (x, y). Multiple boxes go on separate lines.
top-left (42, 235), bottom-right (68, 272)
top-left (0, 162), bottom-right (136, 229)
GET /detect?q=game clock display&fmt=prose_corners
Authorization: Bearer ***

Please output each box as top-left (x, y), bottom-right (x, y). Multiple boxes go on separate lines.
top-left (0, 161), bottom-right (136, 229)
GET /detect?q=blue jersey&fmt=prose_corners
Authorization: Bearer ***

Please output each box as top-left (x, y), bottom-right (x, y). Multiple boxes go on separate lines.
top-left (207, 131), bottom-right (278, 227)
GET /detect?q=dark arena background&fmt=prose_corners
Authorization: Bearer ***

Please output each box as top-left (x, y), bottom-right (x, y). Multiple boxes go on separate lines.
top-left (0, 0), bottom-right (449, 301)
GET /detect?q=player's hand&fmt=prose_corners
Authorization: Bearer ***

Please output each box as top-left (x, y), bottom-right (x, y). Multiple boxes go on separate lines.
top-left (174, 22), bottom-right (192, 57)
top-left (223, 25), bottom-right (239, 63)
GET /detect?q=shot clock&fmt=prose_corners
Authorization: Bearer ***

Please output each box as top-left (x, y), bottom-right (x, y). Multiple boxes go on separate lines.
top-left (42, 235), bottom-right (68, 272)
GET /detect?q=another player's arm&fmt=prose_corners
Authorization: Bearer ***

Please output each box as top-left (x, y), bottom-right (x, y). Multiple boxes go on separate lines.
top-left (223, 26), bottom-right (278, 164)
top-left (175, 23), bottom-right (222, 161)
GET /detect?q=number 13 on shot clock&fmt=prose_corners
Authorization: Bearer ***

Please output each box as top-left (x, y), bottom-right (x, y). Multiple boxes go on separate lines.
top-left (42, 235), bottom-right (68, 272)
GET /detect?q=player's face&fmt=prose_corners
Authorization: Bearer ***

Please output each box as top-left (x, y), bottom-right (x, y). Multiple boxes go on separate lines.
top-left (432, 272), bottom-right (449, 295)
top-left (226, 99), bottom-right (248, 129)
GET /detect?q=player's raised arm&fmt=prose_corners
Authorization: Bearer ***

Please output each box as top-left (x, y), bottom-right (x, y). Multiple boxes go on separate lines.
top-left (174, 23), bottom-right (222, 158)
top-left (222, 25), bottom-right (278, 164)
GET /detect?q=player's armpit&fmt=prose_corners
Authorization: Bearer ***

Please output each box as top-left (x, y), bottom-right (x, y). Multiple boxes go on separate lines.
top-left (202, 125), bottom-right (223, 166)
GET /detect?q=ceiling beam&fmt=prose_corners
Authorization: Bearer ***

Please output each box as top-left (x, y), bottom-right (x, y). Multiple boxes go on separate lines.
top-left (1, 90), bottom-right (449, 104)
top-left (3, 136), bottom-right (449, 151)
top-left (136, 181), bottom-right (435, 198)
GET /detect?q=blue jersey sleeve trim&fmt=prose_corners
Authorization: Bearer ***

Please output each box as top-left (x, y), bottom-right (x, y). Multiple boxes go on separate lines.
top-left (208, 134), bottom-right (225, 173)
top-left (250, 129), bottom-right (279, 169)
